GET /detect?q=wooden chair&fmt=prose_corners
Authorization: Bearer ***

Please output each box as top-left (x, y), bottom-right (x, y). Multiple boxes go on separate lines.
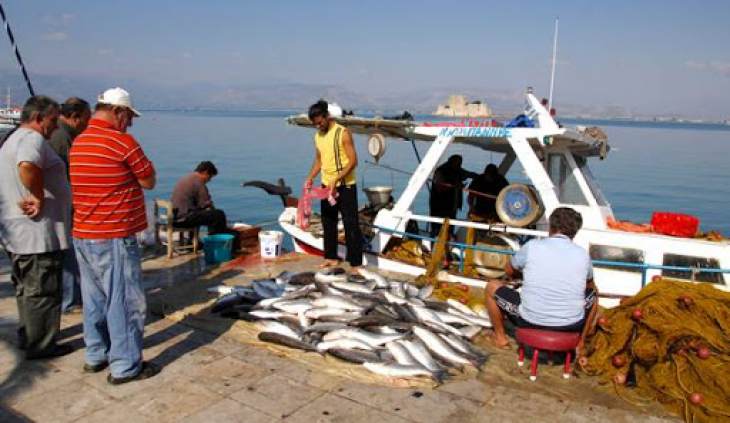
top-left (153, 199), bottom-right (199, 259)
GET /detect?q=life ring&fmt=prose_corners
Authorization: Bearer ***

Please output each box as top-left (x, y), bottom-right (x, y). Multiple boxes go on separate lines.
top-left (496, 183), bottom-right (544, 227)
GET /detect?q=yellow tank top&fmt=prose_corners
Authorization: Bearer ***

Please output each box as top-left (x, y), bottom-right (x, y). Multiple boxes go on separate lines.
top-left (314, 122), bottom-right (356, 186)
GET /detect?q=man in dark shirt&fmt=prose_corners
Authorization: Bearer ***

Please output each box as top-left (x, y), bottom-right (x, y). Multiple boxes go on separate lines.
top-left (429, 154), bottom-right (477, 237)
top-left (47, 97), bottom-right (90, 313)
top-left (171, 161), bottom-right (228, 234)
top-left (48, 97), bottom-right (91, 174)
top-left (468, 163), bottom-right (509, 222)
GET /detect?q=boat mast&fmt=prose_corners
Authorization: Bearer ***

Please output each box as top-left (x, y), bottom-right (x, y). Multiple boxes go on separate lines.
top-left (547, 17), bottom-right (559, 111)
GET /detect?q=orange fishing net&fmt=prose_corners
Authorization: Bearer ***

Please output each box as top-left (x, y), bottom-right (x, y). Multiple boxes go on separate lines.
top-left (580, 279), bottom-right (730, 422)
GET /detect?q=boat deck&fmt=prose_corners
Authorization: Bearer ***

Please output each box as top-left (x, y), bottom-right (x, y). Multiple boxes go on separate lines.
top-left (0, 248), bottom-right (679, 422)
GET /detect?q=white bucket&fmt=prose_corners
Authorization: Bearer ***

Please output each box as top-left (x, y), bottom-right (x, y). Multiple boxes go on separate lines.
top-left (259, 230), bottom-right (284, 259)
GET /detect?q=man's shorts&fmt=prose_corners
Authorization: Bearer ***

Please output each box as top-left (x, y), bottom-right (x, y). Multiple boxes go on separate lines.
top-left (494, 286), bottom-right (596, 332)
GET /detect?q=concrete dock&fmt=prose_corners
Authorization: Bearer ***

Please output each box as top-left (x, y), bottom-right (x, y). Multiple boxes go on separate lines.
top-left (0, 249), bottom-right (679, 422)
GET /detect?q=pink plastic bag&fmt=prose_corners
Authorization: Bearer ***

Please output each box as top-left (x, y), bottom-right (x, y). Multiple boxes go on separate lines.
top-left (296, 187), bottom-right (338, 229)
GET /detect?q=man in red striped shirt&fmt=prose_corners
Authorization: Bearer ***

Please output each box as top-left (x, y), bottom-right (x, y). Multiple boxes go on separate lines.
top-left (70, 87), bottom-right (159, 384)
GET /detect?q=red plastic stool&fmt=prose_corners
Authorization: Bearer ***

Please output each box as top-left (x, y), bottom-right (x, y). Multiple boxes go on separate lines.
top-left (515, 328), bottom-right (581, 381)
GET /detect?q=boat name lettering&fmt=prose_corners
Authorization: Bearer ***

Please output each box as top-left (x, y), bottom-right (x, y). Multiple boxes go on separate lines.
top-left (438, 127), bottom-right (512, 138)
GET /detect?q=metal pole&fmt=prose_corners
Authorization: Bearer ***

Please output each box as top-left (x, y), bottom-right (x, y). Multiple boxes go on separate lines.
top-left (0, 2), bottom-right (35, 96)
top-left (547, 17), bottom-right (558, 111)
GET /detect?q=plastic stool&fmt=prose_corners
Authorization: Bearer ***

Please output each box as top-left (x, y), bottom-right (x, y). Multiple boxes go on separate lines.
top-left (515, 328), bottom-right (581, 381)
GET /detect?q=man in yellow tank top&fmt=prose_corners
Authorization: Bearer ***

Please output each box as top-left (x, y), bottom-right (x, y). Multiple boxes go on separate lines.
top-left (303, 100), bottom-right (363, 271)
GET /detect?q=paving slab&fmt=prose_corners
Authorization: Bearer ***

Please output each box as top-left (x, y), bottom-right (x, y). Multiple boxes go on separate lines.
top-left (0, 361), bottom-right (85, 406)
top-left (180, 398), bottom-right (273, 423)
top-left (124, 377), bottom-right (224, 423)
top-left (228, 373), bottom-right (327, 419)
top-left (9, 379), bottom-right (114, 423)
top-left (333, 380), bottom-right (487, 422)
top-left (75, 401), bottom-right (156, 423)
top-left (183, 355), bottom-right (271, 396)
top-left (286, 393), bottom-right (411, 423)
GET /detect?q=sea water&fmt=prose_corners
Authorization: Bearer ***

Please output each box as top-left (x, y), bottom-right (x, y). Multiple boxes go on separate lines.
top-left (135, 111), bottom-right (730, 236)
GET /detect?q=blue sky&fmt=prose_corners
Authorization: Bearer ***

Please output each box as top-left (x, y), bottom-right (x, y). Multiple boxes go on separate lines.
top-left (1, 1), bottom-right (729, 117)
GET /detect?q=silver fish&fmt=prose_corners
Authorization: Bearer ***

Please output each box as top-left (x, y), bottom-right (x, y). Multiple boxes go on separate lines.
top-left (257, 320), bottom-right (302, 339)
top-left (459, 325), bottom-right (483, 339)
top-left (445, 308), bottom-right (492, 327)
top-left (321, 328), bottom-right (404, 346)
top-left (413, 326), bottom-right (475, 368)
top-left (399, 339), bottom-right (445, 373)
top-left (362, 362), bottom-right (445, 383)
top-left (382, 291), bottom-right (408, 305)
top-left (303, 322), bottom-right (350, 334)
top-left (418, 285), bottom-right (434, 300)
top-left (434, 310), bottom-right (475, 326)
top-left (357, 268), bottom-right (389, 288)
top-left (386, 341), bottom-right (418, 366)
top-left (409, 306), bottom-right (463, 336)
top-left (312, 295), bottom-right (364, 311)
top-left (258, 331), bottom-right (317, 352)
top-left (331, 280), bottom-right (374, 295)
top-left (440, 333), bottom-right (488, 362)
top-left (279, 285), bottom-right (317, 301)
top-left (272, 299), bottom-right (313, 314)
top-left (328, 348), bottom-right (383, 364)
top-left (389, 281), bottom-right (406, 298)
top-left (314, 269), bottom-right (347, 283)
top-left (316, 312), bottom-right (361, 323)
top-left (447, 299), bottom-right (477, 316)
top-left (316, 338), bottom-right (374, 352)
top-left (303, 307), bottom-right (350, 319)
top-left (404, 283), bottom-right (420, 298)
top-left (248, 310), bottom-right (288, 320)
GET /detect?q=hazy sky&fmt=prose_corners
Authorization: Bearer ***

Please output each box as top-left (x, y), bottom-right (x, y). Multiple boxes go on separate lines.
top-left (1, 1), bottom-right (729, 117)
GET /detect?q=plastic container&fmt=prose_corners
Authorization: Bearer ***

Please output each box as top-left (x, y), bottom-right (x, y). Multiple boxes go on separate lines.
top-left (202, 234), bottom-right (235, 264)
top-left (259, 230), bottom-right (284, 259)
top-left (651, 212), bottom-right (699, 238)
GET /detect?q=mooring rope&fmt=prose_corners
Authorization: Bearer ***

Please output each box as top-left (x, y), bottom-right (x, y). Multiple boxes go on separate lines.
top-left (0, 2), bottom-right (35, 96)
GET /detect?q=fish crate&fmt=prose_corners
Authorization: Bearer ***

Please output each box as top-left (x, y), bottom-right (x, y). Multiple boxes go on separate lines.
top-left (651, 212), bottom-right (699, 238)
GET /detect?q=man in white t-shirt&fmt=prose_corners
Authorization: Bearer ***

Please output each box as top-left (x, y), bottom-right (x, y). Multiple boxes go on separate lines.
top-left (484, 207), bottom-right (597, 348)
top-left (0, 95), bottom-right (74, 359)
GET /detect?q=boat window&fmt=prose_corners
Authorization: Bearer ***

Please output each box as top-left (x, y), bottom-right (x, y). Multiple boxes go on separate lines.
top-left (547, 154), bottom-right (588, 205)
top-left (573, 154), bottom-right (609, 206)
top-left (661, 254), bottom-right (724, 284)
top-left (589, 244), bottom-right (644, 273)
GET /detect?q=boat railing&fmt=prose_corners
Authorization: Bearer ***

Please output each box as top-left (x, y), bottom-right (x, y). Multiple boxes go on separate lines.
top-left (373, 224), bottom-right (730, 289)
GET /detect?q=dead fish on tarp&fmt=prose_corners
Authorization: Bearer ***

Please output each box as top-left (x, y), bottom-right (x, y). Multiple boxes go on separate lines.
top-left (257, 332), bottom-right (317, 352)
top-left (252, 279), bottom-right (286, 298)
top-left (288, 271), bottom-right (316, 286)
top-left (314, 268), bottom-right (348, 283)
top-left (211, 292), bottom-right (261, 313)
top-left (362, 362), bottom-right (446, 383)
top-left (328, 348), bottom-right (384, 364)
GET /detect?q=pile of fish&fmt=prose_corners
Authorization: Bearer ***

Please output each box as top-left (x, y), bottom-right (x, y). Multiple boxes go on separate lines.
top-left (208, 267), bottom-right (491, 383)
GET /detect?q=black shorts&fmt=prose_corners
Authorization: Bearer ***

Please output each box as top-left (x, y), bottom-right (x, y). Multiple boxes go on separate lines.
top-left (494, 286), bottom-right (596, 332)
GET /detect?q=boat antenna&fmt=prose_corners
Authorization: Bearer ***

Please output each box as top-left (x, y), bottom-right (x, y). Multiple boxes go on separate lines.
top-left (547, 17), bottom-right (558, 111)
top-left (0, 2), bottom-right (35, 96)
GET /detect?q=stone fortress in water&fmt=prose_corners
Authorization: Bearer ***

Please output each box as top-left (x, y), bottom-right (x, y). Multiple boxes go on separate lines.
top-left (434, 95), bottom-right (492, 117)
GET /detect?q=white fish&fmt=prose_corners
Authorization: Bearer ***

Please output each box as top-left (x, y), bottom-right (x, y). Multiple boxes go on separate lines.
top-left (304, 307), bottom-right (351, 319)
top-left (272, 299), bottom-right (313, 314)
top-left (248, 310), bottom-right (289, 320)
top-left (409, 306), bottom-right (463, 336)
top-left (389, 281), bottom-right (406, 298)
top-left (357, 268), bottom-right (389, 288)
top-left (316, 338), bottom-right (373, 352)
top-left (321, 329), bottom-right (404, 346)
top-left (417, 285), bottom-right (434, 300)
top-left (447, 299), bottom-right (477, 316)
top-left (459, 325), bottom-right (483, 339)
top-left (362, 362), bottom-right (443, 382)
top-left (256, 297), bottom-right (282, 309)
top-left (258, 320), bottom-right (301, 340)
top-left (404, 283), bottom-right (420, 298)
top-left (445, 308), bottom-right (492, 328)
top-left (398, 339), bottom-right (445, 373)
top-left (312, 295), bottom-right (364, 311)
top-left (382, 291), bottom-right (408, 305)
top-left (413, 326), bottom-right (472, 368)
top-left (314, 271), bottom-right (347, 284)
top-left (331, 281), bottom-right (374, 295)
top-left (440, 333), bottom-right (486, 361)
top-left (434, 310), bottom-right (475, 326)
top-left (386, 341), bottom-right (418, 366)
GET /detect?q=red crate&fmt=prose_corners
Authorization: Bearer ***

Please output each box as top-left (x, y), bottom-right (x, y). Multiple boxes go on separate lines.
top-left (651, 212), bottom-right (699, 238)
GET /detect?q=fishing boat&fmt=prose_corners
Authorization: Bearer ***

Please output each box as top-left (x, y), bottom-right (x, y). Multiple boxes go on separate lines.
top-left (273, 90), bottom-right (729, 306)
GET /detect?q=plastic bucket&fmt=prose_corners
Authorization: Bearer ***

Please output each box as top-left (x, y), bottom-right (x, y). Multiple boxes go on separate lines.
top-left (202, 234), bottom-right (235, 264)
top-left (259, 230), bottom-right (284, 259)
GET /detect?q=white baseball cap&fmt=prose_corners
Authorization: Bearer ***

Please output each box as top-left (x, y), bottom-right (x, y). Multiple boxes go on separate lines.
top-left (98, 87), bottom-right (141, 117)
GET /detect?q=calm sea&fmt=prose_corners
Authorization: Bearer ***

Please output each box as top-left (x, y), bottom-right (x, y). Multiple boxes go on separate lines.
top-left (135, 112), bottom-right (730, 235)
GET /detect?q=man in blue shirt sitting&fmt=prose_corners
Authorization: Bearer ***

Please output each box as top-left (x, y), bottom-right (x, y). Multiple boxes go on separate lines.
top-left (484, 207), bottom-right (597, 349)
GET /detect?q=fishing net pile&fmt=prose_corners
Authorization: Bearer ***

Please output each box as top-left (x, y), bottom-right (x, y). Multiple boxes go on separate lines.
top-left (580, 279), bottom-right (730, 422)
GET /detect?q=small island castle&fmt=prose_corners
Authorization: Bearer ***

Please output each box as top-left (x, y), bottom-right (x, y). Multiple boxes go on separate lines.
top-left (434, 95), bottom-right (492, 117)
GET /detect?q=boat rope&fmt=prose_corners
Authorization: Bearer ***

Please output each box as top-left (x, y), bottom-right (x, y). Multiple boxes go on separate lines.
top-left (0, 2), bottom-right (35, 96)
